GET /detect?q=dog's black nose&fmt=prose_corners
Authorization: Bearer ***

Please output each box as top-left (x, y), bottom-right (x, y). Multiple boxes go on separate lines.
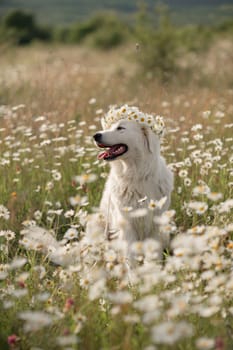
top-left (93, 133), bottom-right (102, 142)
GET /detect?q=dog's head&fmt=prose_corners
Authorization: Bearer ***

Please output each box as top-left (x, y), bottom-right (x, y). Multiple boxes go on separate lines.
top-left (93, 119), bottom-right (160, 162)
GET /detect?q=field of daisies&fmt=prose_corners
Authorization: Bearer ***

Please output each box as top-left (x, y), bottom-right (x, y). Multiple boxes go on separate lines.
top-left (0, 41), bottom-right (233, 350)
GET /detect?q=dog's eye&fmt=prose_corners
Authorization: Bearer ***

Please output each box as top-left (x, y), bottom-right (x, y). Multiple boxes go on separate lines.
top-left (117, 126), bottom-right (125, 131)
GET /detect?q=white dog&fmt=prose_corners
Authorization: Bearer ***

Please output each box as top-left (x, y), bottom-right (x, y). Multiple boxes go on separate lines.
top-left (20, 105), bottom-right (173, 267)
top-left (90, 105), bottom-right (173, 258)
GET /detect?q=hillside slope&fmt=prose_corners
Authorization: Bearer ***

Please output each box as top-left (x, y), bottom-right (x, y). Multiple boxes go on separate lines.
top-left (0, 0), bottom-right (233, 25)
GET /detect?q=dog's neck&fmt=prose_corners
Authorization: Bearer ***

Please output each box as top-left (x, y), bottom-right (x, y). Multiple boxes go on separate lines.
top-left (110, 154), bottom-right (160, 184)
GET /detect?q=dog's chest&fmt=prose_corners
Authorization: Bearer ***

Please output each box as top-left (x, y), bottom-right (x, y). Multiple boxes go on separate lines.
top-left (105, 167), bottom-right (164, 213)
top-left (112, 179), bottom-right (157, 208)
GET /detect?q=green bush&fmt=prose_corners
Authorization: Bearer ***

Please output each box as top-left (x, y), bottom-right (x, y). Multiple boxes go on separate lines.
top-left (135, 5), bottom-right (179, 80)
top-left (68, 15), bottom-right (104, 43)
top-left (0, 10), bottom-right (51, 45)
top-left (67, 13), bottom-right (130, 49)
top-left (52, 26), bottom-right (71, 43)
top-left (177, 25), bottom-right (213, 52)
top-left (215, 18), bottom-right (233, 34)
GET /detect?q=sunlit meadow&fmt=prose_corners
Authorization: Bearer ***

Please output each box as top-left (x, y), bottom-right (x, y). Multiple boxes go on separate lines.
top-left (0, 41), bottom-right (233, 350)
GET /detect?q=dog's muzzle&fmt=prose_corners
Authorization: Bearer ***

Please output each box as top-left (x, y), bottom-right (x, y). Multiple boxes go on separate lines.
top-left (93, 133), bottom-right (128, 161)
top-left (93, 133), bottom-right (102, 142)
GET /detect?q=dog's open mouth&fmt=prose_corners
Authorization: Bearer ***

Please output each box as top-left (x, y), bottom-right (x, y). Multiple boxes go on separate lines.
top-left (97, 143), bottom-right (128, 160)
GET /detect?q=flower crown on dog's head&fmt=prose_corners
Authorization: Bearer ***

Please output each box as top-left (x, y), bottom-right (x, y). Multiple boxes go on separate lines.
top-left (101, 104), bottom-right (165, 136)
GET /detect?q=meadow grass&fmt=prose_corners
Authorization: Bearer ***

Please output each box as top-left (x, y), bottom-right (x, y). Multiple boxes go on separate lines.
top-left (0, 42), bottom-right (233, 350)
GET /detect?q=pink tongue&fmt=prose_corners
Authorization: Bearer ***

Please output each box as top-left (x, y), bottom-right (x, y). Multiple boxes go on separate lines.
top-left (98, 151), bottom-right (109, 160)
top-left (97, 145), bottom-right (125, 160)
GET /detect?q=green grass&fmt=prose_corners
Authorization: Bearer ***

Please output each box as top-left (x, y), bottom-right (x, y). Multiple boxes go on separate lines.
top-left (0, 42), bottom-right (233, 349)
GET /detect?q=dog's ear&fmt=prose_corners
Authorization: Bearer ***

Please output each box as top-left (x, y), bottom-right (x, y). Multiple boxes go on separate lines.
top-left (141, 126), bottom-right (160, 155)
top-left (141, 126), bottom-right (152, 153)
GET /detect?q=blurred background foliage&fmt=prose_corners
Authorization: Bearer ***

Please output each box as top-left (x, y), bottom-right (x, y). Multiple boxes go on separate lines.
top-left (0, 2), bottom-right (232, 80)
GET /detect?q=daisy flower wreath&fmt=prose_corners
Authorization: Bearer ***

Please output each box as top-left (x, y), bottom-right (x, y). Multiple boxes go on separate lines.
top-left (101, 105), bottom-right (165, 137)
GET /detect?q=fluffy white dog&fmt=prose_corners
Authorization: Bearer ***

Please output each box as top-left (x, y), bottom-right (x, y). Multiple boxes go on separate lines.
top-left (19, 105), bottom-right (173, 267)
top-left (90, 105), bottom-right (173, 258)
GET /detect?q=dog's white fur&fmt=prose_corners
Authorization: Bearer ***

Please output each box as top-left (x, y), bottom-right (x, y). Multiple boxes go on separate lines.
top-left (90, 118), bottom-right (173, 257)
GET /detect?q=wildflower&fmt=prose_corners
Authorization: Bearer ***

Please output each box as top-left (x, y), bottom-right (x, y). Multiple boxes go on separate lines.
top-left (226, 241), bottom-right (233, 250)
top-left (187, 225), bottom-right (205, 235)
top-left (167, 295), bottom-right (189, 318)
top-left (64, 209), bottom-right (75, 218)
top-left (89, 98), bottom-right (96, 105)
top-left (148, 196), bottom-right (167, 210)
top-left (196, 337), bottom-right (215, 349)
top-left (34, 210), bottom-right (42, 221)
top-left (9, 257), bottom-right (27, 270)
top-left (181, 137), bottom-right (190, 143)
top-left (34, 115), bottom-right (46, 122)
top-left (202, 110), bottom-right (211, 119)
top-left (52, 170), bottom-right (62, 181)
top-left (191, 124), bottom-right (203, 132)
top-left (184, 177), bottom-right (192, 187)
top-left (18, 311), bottom-right (53, 332)
top-left (64, 228), bottom-right (78, 240)
top-left (89, 124), bottom-right (97, 130)
top-left (144, 346), bottom-right (157, 350)
top-left (124, 314), bottom-right (140, 324)
top-left (207, 192), bottom-right (223, 201)
top-left (217, 199), bottom-right (233, 213)
top-left (0, 230), bottom-right (15, 241)
top-left (0, 204), bottom-right (10, 220)
top-left (188, 201), bottom-right (208, 215)
top-left (3, 300), bottom-right (14, 309)
top-left (22, 219), bottom-right (36, 227)
top-left (89, 278), bottom-right (106, 300)
top-left (74, 312), bottom-right (87, 328)
top-left (16, 272), bottom-right (29, 286)
top-left (192, 184), bottom-right (210, 196)
top-left (201, 270), bottom-right (215, 281)
top-left (178, 169), bottom-right (188, 178)
top-left (104, 249), bottom-right (117, 262)
top-left (134, 295), bottom-right (159, 313)
top-left (45, 181), bottom-right (54, 191)
top-left (47, 209), bottom-right (63, 216)
top-left (143, 239), bottom-right (161, 258)
top-left (79, 273), bottom-right (92, 289)
top-left (0, 266), bottom-right (8, 280)
top-left (193, 133), bottom-right (203, 141)
top-left (70, 194), bottom-right (88, 207)
top-left (198, 306), bottom-right (219, 318)
top-left (130, 241), bottom-right (144, 257)
top-left (108, 291), bottom-right (133, 305)
top-left (7, 334), bottom-right (20, 347)
top-left (215, 337), bottom-right (225, 350)
top-left (96, 108), bottom-right (103, 115)
top-left (56, 335), bottom-right (78, 346)
top-left (12, 289), bottom-right (28, 298)
top-left (148, 199), bottom-right (157, 210)
top-left (203, 161), bottom-right (212, 169)
top-left (63, 297), bottom-right (75, 312)
top-left (74, 173), bottom-right (97, 185)
top-left (35, 292), bottom-right (50, 302)
top-left (225, 223), bottom-right (233, 232)
top-left (154, 209), bottom-right (175, 225)
top-left (172, 234), bottom-right (207, 256)
top-left (74, 209), bottom-right (88, 226)
top-left (151, 321), bottom-right (193, 344)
